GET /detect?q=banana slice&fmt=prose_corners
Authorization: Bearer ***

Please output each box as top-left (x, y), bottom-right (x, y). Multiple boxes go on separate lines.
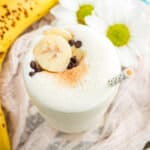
top-left (33, 35), bottom-right (72, 72)
top-left (43, 28), bottom-right (73, 40)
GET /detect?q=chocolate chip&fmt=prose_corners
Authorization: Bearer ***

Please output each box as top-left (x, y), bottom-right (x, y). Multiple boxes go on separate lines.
top-left (74, 41), bottom-right (82, 48)
top-left (29, 72), bottom-right (35, 77)
top-left (143, 141), bottom-right (150, 150)
top-left (30, 61), bottom-right (36, 69)
top-left (68, 40), bottom-right (75, 46)
top-left (35, 63), bottom-right (42, 72)
top-left (67, 56), bottom-right (79, 69)
top-left (30, 61), bottom-right (42, 72)
top-left (71, 56), bottom-right (77, 64)
top-left (29, 62), bottom-right (42, 77)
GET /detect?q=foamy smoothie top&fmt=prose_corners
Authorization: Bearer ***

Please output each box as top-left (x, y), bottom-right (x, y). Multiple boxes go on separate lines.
top-left (23, 25), bottom-right (121, 112)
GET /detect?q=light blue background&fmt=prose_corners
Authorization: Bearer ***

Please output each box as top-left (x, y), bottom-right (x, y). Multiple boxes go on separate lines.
top-left (142, 0), bottom-right (150, 4)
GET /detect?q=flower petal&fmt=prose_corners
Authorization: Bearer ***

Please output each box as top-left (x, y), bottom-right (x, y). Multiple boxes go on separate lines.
top-left (77, 0), bottom-right (95, 5)
top-left (95, 0), bottom-right (137, 24)
top-left (127, 14), bottom-right (150, 39)
top-left (51, 5), bottom-right (77, 24)
top-left (85, 16), bottom-right (107, 33)
top-left (117, 47), bottom-right (138, 67)
top-left (95, 0), bottom-right (115, 24)
top-left (128, 37), bottom-right (149, 57)
top-left (59, 0), bottom-right (79, 11)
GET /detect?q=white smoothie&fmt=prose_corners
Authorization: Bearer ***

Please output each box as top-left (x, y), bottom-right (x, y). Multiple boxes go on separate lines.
top-left (23, 25), bottom-right (121, 133)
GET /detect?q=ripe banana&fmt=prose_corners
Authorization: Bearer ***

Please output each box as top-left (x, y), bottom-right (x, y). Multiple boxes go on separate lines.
top-left (44, 28), bottom-right (73, 40)
top-left (0, 104), bottom-right (11, 150)
top-left (34, 34), bottom-right (72, 72)
top-left (0, 0), bottom-right (58, 71)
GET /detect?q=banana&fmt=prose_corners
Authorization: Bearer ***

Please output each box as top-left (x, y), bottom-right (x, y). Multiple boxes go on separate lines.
top-left (44, 28), bottom-right (73, 40)
top-left (34, 35), bottom-right (72, 72)
top-left (0, 0), bottom-right (58, 72)
top-left (0, 104), bottom-right (11, 150)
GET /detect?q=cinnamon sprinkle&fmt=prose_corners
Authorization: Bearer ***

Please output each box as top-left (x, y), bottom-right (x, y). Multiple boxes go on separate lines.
top-left (56, 61), bottom-right (87, 87)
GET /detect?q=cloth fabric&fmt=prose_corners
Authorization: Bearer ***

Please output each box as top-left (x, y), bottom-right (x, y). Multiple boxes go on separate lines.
top-left (0, 12), bottom-right (150, 150)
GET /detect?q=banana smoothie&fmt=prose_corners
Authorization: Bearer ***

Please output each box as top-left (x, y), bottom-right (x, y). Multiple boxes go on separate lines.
top-left (23, 25), bottom-right (121, 133)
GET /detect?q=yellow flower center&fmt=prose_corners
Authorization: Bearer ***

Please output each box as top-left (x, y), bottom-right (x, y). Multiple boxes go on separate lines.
top-left (76, 4), bottom-right (94, 24)
top-left (107, 24), bottom-right (131, 47)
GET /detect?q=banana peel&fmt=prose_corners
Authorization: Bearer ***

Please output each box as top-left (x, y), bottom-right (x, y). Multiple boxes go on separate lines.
top-left (0, 104), bottom-right (11, 150)
top-left (0, 0), bottom-right (58, 71)
top-left (0, 0), bottom-right (58, 149)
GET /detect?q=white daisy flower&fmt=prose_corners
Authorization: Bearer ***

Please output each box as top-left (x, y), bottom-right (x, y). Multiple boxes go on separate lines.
top-left (51, 0), bottom-right (96, 26)
top-left (85, 0), bottom-right (150, 67)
